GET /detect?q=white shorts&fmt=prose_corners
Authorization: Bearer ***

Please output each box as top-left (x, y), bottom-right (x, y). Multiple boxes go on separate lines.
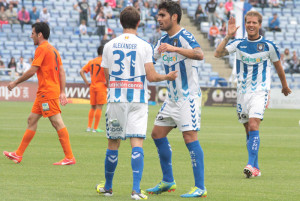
top-left (105, 102), bottom-right (148, 140)
top-left (236, 91), bottom-right (269, 124)
top-left (154, 96), bottom-right (201, 132)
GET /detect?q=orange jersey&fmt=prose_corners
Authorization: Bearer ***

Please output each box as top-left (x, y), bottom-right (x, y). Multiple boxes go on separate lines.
top-left (31, 41), bottom-right (63, 100)
top-left (82, 57), bottom-right (107, 91)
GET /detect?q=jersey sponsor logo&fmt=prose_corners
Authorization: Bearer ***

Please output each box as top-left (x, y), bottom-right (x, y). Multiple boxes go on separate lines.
top-left (241, 56), bottom-right (262, 63)
top-left (257, 43), bottom-right (265, 52)
top-left (240, 46), bottom-right (247, 48)
top-left (162, 54), bottom-right (177, 62)
top-left (109, 81), bottom-right (143, 89)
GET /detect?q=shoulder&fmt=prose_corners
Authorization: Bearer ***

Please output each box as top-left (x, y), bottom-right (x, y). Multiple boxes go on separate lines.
top-left (263, 38), bottom-right (280, 52)
top-left (227, 38), bottom-right (244, 46)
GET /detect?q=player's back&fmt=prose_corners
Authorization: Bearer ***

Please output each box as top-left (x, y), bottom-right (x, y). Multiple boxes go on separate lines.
top-left (102, 33), bottom-right (154, 103)
top-left (33, 41), bottom-right (62, 100)
top-left (84, 57), bottom-right (106, 90)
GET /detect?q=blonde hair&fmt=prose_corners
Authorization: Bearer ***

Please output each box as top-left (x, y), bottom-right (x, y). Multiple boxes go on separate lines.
top-left (244, 10), bottom-right (263, 24)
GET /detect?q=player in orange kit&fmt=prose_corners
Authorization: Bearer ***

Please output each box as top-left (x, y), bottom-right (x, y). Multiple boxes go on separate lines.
top-left (80, 46), bottom-right (107, 133)
top-left (3, 22), bottom-right (76, 165)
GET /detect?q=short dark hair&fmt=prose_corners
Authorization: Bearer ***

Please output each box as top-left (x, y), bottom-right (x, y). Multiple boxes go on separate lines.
top-left (120, 6), bottom-right (140, 29)
top-left (32, 22), bottom-right (50, 39)
top-left (158, 0), bottom-right (182, 24)
top-left (97, 45), bottom-right (104, 55)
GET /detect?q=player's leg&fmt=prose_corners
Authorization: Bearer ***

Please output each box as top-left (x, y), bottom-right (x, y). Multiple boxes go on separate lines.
top-left (93, 104), bottom-right (104, 132)
top-left (3, 112), bottom-right (42, 163)
top-left (180, 131), bottom-right (207, 198)
top-left (88, 89), bottom-right (96, 131)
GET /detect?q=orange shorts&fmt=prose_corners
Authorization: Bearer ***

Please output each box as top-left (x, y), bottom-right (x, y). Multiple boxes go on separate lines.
top-left (31, 98), bottom-right (61, 118)
top-left (90, 89), bottom-right (107, 105)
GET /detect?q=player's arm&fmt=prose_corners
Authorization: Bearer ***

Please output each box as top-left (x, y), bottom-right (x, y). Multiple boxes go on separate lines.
top-left (145, 62), bottom-right (178, 82)
top-left (59, 65), bottom-right (68, 106)
top-left (79, 68), bottom-right (90, 86)
top-left (273, 60), bottom-right (292, 96)
top-left (214, 16), bottom-right (239, 58)
top-left (158, 44), bottom-right (204, 60)
top-left (104, 68), bottom-right (109, 87)
top-left (7, 66), bottom-right (38, 91)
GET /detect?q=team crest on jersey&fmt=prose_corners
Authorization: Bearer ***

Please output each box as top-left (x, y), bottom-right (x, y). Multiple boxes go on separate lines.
top-left (125, 36), bottom-right (129, 40)
top-left (257, 43), bottom-right (265, 52)
top-left (173, 39), bottom-right (178, 47)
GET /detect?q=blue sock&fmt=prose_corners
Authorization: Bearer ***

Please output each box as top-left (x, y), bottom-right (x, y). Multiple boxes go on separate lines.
top-left (247, 130), bottom-right (260, 167)
top-left (104, 149), bottom-right (118, 190)
top-left (154, 137), bottom-right (174, 182)
top-left (131, 147), bottom-right (144, 193)
top-left (186, 140), bottom-right (205, 190)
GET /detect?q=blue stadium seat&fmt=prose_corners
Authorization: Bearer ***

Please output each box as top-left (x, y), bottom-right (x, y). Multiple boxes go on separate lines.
top-left (2, 24), bottom-right (11, 33)
top-left (64, 52), bottom-right (74, 60)
top-left (70, 60), bottom-right (81, 68)
top-left (22, 50), bottom-right (33, 59)
top-left (74, 52), bottom-right (84, 60)
top-left (77, 43), bottom-right (87, 52)
top-left (70, 35), bottom-right (80, 43)
top-left (67, 43), bottom-right (77, 51)
top-left (285, 32), bottom-right (295, 41)
top-left (15, 41), bottom-right (25, 49)
top-left (80, 35), bottom-right (90, 43)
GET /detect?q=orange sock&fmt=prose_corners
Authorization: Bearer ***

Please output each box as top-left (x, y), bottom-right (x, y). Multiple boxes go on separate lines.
top-left (57, 127), bottom-right (74, 159)
top-left (16, 129), bottom-right (36, 156)
top-left (88, 108), bottom-right (95, 128)
top-left (93, 109), bottom-right (102, 130)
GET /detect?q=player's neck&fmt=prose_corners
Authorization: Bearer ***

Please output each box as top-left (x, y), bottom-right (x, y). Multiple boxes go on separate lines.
top-left (123, 28), bottom-right (137, 35)
top-left (38, 39), bottom-right (47, 46)
top-left (167, 24), bottom-right (181, 37)
top-left (248, 35), bottom-right (261, 41)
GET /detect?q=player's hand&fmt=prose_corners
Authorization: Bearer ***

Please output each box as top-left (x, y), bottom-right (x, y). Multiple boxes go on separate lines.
top-left (7, 81), bottom-right (17, 91)
top-left (158, 43), bottom-right (176, 53)
top-left (59, 92), bottom-right (68, 106)
top-left (282, 87), bottom-right (292, 96)
top-left (166, 70), bottom-right (178, 81)
top-left (227, 16), bottom-right (239, 38)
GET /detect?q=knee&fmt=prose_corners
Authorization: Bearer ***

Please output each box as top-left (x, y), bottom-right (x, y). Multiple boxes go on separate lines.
top-left (27, 116), bottom-right (37, 127)
top-left (50, 119), bottom-right (64, 130)
top-left (151, 130), bottom-right (160, 139)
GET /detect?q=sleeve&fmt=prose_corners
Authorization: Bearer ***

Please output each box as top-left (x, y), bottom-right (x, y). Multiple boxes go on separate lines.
top-left (268, 42), bottom-right (280, 62)
top-left (225, 39), bottom-right (240, 54)
top-left (101, 44), bottom-right (109, 68)
top-left (181, 30), bottom-right (201, 49)
top-left (82, 61), bottom-right (91, 72)
top-left (144, 43), bottom-right (154, 64)
top-left (153, 39), bottom-right (161, 60)
top-left (31, 46), bottom-right (46, 67)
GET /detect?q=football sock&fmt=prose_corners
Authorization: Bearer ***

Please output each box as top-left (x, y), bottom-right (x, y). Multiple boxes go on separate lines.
top-left (57, 127), bottom-right (74, 159)
top-left (105, 149), bottom-right (118, 190)
top-left (93, 109), bottom-right (102, 130)
top-left (154, 137), bottom-right (174, 182)
top-left (131, 147), bottom-right (144, 193)
top-left (16, 129), bottom-right (36, 156)
top-left (247, 130), bottom-right (260, 167)
top-left (186, 140), bottom-right (205, 190)
top-left (254, 154), bottom-right (259, 169)
top-left (88, 108), bottom-right (95, 128)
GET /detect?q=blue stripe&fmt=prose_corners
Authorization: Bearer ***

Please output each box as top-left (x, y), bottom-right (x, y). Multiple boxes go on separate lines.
top-left (171, 64), bottom-right (176, 89)
top-left (140, 76), bottom-right (145, 103)
top-left (243, 63), bottom-right (248, 79)
top-left (164, 64), bottom-right (170, 85)
top-left (252, 64), bottom-right (258, 81)
top-left (179, 60), bottom-right (188, 91)
top-left (115, 77), bottom-right (121, 100)
top-left (127, 78), bottom-right (134, 102)
top-left (262, 60), bottom-right (267, 82)
top-left (265, 39), bottom-right (280, 59)
top-left (236, 59), bottom-right (240, 74)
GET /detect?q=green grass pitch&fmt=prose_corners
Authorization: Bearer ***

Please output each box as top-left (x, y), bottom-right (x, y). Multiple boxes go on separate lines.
top-left (0, 102), bottom-right (299, 201)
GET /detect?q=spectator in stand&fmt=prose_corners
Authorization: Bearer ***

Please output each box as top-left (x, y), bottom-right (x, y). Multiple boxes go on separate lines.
top-left (219, 20), bottom-right (227, 37)
top-left (0, 0), bottom-right (9, 10)
top-left (283, 48), bottom-right (291, 62)
top-left (269, 0), bottom-right (280, 8)
top-left (248, 0), bottom-right (259, 7)
top-left (150, 3), bottom-right (158, 21)
top-left (8, 56), bottom-right (17, 76)
top-left (0, 5), bottom-right (8, 20)
top-left (18, 6), bottom-right (30, 27)
top-left (280, 53), bottom-right (290, 72)
top-left (215, 2), bottom-right (226, 26)
top-left (286, 51), bottom-right (300, 74)
top-left (29, 6), bottom-right (39, 24)
top-left (152, 25), bottom-right (161, 44)
top-left (5, 3), bottom-right (18, 24)
top-left (94, 1), bottom-right (102, 16)
top-left (16, 56), bottom-right (30, 76)
top-left (224, 0), bottom-right (233, 20)
top-left (105, 0), bottom-right (116, 9)
top-left (143, 1), bottom-right (151, 20)
top-left (268, 12), bottom-right (281, 32)
top-left (103, 2), bottom-right (113, 19)
top-left (194, 4), bottom-right (205, 26)
top-left (205, 0), bottom-right (217, 25)
top-left (209, 23), bottom-right (220, 47)
top-left (28, 57), bottom-right (33, 65)
top-left (39, 7), bottom-right (50, 24)
top-left (0, 59), bottom-right (6, 75)
top-left (259, 0), bottom-right (268, 8)
top-left (100, 34), bottom-right (110, 46)
top-left (79, 19), bottom-right (87, 35)
top-left (95, 8), bottom-right (106, 38)
top-left (8, 0), bottom-right (18, 7)
top-left (74, 0), bottom-right (91, 26)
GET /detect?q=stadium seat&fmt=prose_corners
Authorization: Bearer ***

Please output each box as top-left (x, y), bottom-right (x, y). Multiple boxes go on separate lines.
top-left (84, 52), bottom-right (94, 60)
top-left (74, 52), bottom-right (84, 60)
top-left (77, 43), bottom-right (87, 52)
top-left (64, 52), bottom-right (74, 60)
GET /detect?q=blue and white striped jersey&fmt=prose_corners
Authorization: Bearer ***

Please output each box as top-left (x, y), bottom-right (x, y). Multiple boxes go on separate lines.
top-left (154, 28), bottom-right (201, 102)
top-left (226, 36), bottom-right (280, 94)
top-left (101, 33), bottom-right (153, 103)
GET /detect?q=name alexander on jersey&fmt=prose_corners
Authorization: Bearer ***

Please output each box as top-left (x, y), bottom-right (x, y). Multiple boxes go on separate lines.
top-left (112, 43), bottom-right (137, 49)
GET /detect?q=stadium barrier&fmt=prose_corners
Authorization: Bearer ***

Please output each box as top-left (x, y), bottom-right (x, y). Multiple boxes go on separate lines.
top-left (1, 82), bottom-right (298, 109)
